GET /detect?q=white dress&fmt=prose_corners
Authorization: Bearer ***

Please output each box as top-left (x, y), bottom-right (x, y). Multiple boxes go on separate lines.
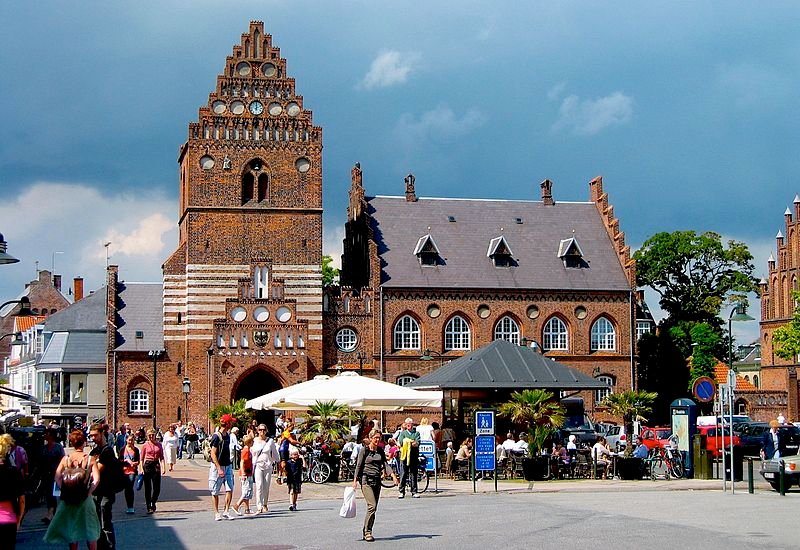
top-left (252, 437), bottom-right (279, 511)
top-left (162, 432), bottom-right (179, 464)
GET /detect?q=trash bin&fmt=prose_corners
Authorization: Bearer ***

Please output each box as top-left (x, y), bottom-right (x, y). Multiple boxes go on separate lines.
top-left (723, 448), bottom-right (743, 482)
top-left (693, 434), bottom-right (713, 480)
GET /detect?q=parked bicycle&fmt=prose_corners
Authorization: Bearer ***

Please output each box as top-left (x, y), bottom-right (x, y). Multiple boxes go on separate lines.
top-left (381, 456), bottom-right (430, 493)
top-left (648, 442), bottom-right (684, 480)
top-left (300, 446), bottom-right (331, 484)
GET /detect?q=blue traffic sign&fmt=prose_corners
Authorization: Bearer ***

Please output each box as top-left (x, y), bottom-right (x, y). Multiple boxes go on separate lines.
top-left (419, 440), bottom-right (436, 472)
top-left (474, 434), bottom-right (496, 471)
top-left (693, 376), bottom-right (716, 403)
top-left (476, 411), bottom-right (495, 435)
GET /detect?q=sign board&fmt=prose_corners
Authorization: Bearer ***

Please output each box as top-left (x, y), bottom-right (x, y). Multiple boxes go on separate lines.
top-left (727, 368), bottom-right (736, 389)
top-left (475, 410), bottom-right (495, 435)
top-left (692, 376), bottom-right (716, 403)
top-left (419, 440), bottom-right (436, 473)
top-left (29, 405), bottom-right (40, 414)
top-left (474, 434), bottom-right (496, 471)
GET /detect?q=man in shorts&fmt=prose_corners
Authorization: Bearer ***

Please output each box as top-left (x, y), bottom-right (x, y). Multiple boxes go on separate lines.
top-left (209, 414), bottom-right (238, 520)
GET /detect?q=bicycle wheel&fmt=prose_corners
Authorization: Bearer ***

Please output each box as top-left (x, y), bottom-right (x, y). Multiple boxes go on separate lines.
top-left (416, 468), bottom-right (429, 493)
top-left (310, 462), bottom-right (331, 484)
top-left (668, 456), bottom-right (685, 479)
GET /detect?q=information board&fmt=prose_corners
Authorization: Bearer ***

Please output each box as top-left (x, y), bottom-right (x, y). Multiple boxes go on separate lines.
top-left (474, 434), bottom-right (496, 471)
top-left (419, 440), bottom-right (436, 473)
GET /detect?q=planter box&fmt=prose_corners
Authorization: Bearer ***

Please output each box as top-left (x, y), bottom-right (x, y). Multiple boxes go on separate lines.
top-left (522, 456), bottom-right (550, 481)
top-left (616, 457), bottom-right (644, 480)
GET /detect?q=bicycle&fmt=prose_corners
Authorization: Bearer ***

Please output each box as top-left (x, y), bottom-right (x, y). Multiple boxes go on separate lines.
top-left (648, 445), bottom-right (684, 480)
top-left (300, 447), bottom-right (331, 484)
top-left (381, 457), bottom-right (429, 493)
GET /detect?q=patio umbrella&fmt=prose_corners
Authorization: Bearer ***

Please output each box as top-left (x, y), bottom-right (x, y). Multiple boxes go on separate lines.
top-left (245, 372), bottom-right (443, 411)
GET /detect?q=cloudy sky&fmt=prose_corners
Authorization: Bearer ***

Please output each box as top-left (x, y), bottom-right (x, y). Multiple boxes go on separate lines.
top-left (2, 1), bottom-right (797, 345)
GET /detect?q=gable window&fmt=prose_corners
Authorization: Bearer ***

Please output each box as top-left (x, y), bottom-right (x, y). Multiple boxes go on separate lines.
top-left (558, 237), bottom-right (586, 268)
top-left (396, 375), bottom-right (417, 387)
top-left (595, 375), bottom-right (613, 403)
top-left (493, 315), bottom-right (520, 345)
top-left (336, 328), bottom-right (358, 352)
top-left (414, 234), bottom-right (441, 266)
top-left (591, 317), bottom-right (616, 351)
top-left (636, 320), bottom-right (652, 341)
top-left (393, 315), bottom-right (420, 350)
top-left (444, 315), bottom-right (471, 351)
top-left (543, 317), bottom-right (568, 350)
top-left (129, 389), bottom-right (150, 414)
top-left (487, 236), bottom-right (514, 268)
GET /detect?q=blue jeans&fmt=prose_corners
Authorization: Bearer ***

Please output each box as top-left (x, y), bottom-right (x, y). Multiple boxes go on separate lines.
top-left (177, 436), bottom-right (185, 459)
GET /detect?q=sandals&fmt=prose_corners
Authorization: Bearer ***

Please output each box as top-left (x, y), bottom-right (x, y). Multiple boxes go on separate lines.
top-left (364, 534), bottom-right (375, 542)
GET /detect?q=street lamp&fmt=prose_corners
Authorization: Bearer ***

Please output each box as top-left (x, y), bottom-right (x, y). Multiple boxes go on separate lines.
top-left (182, 377), bottom-right (191, 422)
top-left (356, 351), bottom-right (367, 376)
top-left (420, 348), bottom-right (445, 366)
top-left (728, 304), bottom-right (755, 375)
top-left (149, 349), bottom-right (165, 429)
top-left (0, 233), bottom-right (19, 265)
top-left (0, 332), bottom-right (25, 346)
top-left (0, 297), bottom-right (34, 316)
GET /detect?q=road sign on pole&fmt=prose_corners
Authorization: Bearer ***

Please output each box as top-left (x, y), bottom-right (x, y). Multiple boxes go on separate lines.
top-left (419, 440), bottom-right (436, 473)
top-left (475, 411), bottom-right (495, 435)
top-left (474, 434), bottom-right (496, 471)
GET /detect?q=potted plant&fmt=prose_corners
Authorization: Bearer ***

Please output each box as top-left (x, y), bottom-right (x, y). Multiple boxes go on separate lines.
top-left (300, 400), bottom-right (353, 482)
top-left (499, 389), bottom-right (565, 480)
top-left (599, 390), bottom-right (657, 479)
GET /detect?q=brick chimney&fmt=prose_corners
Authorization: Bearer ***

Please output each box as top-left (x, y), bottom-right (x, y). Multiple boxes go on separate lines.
top-left (53, 274), bottom-right (62, 292)
top-left (73, 277), bottom-right (84, 302)
top-left (404, 173), bottom-right (417, 202)
top-left (540, 179), bottom-right (554, 206)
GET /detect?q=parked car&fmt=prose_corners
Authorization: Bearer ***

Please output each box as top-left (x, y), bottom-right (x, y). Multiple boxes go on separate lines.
top-left (696, 424), bottom-right (740, 459)
top-left (736, 422), bottom-right (800, 457)
top-left (760, 455), bottom-right (800, 491)
top-left (639, 426), bottom-right (673, 451)
top-left (605, 424), bottom-right (629, 452)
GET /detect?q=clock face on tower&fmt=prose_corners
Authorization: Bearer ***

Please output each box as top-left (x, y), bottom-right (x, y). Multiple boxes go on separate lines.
top-left (249, 101), bottom-right (264, 115)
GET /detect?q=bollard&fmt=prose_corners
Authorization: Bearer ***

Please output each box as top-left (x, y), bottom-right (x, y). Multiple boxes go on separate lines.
top-left (779, 460), bottom-right (785, 496)
top-left (747, 458), bottom-right (753, 494)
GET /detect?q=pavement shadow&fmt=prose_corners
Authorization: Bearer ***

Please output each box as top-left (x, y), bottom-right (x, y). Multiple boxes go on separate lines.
top-left (378, 533), bottom-right (442, 541)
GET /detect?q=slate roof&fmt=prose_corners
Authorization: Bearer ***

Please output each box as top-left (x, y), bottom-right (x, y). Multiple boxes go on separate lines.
top-left (114, 282), bottom-right (163, 352)
top-left (407, 339), bottom-right (609, 390)
top-left (44, 289), bottom-right (106, 331)
top-left (368, 196), bottom-right (631, 290)
top-left (39, 331), bottom-right (106, 366)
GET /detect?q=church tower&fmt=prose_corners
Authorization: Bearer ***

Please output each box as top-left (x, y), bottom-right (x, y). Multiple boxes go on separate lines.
top-left (163, 21), bottom-right (323, 417)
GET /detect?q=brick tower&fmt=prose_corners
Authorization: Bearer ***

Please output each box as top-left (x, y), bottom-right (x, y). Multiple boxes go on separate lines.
top-left (162, 21), bottom-right (323, 423)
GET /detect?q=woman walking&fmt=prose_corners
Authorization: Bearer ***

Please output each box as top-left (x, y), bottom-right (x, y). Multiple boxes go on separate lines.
top-left (0, 434), bottom-right (26, 549)
top-left (352, 429), bottom-right (398, 542)
top-left (141, 429), bottom-right (166, 514)
top-left (162, 425), bottom-right (179, 472)
top-left (121, 435), bottom-right (140, 514)
top-left (40, 428), bottom-right (64, 525)
top-left (251, 424), bottom-right (279, 514)
top-left (43, 429), bottom-right (100, 549)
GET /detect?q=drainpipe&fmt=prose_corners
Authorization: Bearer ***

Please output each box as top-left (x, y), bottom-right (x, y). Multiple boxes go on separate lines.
top-left (630, 289), bottom-right (635, 391)
top-left (112, 352), bottom-right (117, 429)
top-left (379, 286), bottom-right (384, 381)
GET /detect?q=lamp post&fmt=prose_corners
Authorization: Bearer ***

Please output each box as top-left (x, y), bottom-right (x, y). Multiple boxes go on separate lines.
top-left (149, 349), bottom-right (164, 429)
top-left (356, 351), bottom-right (366, 376)
top-left (0, 332), bottom-right (24, 346)
top-left (0, 297), bottom-right (34, 316)
top-left (0, 233), bottom-right (19, 265)
top-left (420, 348), bottom-right (444, 366)
top-left (726, 303), bottom-right (754, 494)
top-left (728, 304), bottom-right (755, 376)
top-left (182, 377), bottom-right (191, 423)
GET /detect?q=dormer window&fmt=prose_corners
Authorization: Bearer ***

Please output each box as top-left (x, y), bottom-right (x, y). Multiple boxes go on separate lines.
top-left (558, 237), bottom-right (586, 269)
top-left (414, 234), bottom-right (441, 266)
top-left (487, 236), bottom-right (514, 267)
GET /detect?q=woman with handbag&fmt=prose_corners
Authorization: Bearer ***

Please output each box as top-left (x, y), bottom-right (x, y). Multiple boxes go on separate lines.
top-left (122, 435), bottom-right (140, 514)
top-left (140, 429), bottom-right (166, 514)
top-left (43, 429), bottom-right (100, 548)
top-left (352, 429), bottom-right (398, 542)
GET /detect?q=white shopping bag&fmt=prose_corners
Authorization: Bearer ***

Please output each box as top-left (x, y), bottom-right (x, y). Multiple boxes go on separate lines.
top-left (339, 486), bottom-right (357, 518)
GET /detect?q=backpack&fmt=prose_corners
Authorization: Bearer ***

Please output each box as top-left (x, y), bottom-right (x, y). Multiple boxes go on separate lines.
top-left (60, 455), bottom-right (91, 505)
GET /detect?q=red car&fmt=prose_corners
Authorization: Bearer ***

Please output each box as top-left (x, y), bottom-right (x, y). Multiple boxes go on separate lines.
top-left (639, 426), bottom-right (673, 450)
top-left (696, 424), bottom-right (740, 459)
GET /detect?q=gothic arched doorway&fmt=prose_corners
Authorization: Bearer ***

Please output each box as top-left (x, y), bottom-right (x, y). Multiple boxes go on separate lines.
top-left (232, 367), bottom-right (283, 433)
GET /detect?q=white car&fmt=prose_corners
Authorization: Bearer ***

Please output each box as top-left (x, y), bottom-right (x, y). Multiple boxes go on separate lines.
top-left (606, 424), bottom-right (629, 452)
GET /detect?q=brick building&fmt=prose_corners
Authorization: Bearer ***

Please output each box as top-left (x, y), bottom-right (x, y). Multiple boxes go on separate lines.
top-left (756, 195), bottom-right (800, 421)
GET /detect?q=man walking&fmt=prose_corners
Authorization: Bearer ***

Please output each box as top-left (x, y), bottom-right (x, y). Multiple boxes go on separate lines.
top-left (397, 417), bottom-right (420, 498)
top-left (89, 423), bottom-right (117, 550)
top-left (761, 419), bottom-right (787, 461)
top-left (176, 421), bottom-right (185, 460)
top-left (209, 414), bottom-right (237, 520)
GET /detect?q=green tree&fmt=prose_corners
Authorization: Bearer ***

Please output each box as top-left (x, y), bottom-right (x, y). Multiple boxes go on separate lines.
top-left (686, 322), bottom-right (720, 389)
top-left (636, 330), bottom-right (689, 424)
top-left (774, 291), bottom-right (800, 361)
top-left (498, 389), bottom-right (565, 454)
top-left (299, 400), bottom-right (352, 444)
top-left (634, 231), bottom-right (757, 328)
top-left (600, 390), bottom-right (657, 456)
top-left (322, 255), bottom-right (339, 288)
top-left (208, 399), bottom-right (253, 431)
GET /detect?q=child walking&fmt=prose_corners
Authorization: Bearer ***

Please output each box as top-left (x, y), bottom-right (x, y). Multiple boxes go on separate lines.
top-left (285, 448), bottom-right (303, 511)
top-left (233, 435), bottom-right (254, 515)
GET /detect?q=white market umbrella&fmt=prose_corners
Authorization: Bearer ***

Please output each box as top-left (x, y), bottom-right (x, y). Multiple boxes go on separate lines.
top-left (245, 372), bottom-right (443, 411)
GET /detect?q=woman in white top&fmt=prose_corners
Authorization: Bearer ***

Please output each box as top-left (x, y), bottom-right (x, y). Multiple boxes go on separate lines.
top-left (161, 426), bottom-right (179, 472)
top-left (591, 436), bottom-right (613, 479)
top-left (415, 417), bottom-right (435, 441)
top-left (251, 424), bottom-right (279, 514)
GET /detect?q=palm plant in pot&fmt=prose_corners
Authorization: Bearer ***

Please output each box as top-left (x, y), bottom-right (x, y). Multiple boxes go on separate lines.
top-left (499, 389), bottom-right (565, 480)
top-left (599, 390), bottom-right (657, 479)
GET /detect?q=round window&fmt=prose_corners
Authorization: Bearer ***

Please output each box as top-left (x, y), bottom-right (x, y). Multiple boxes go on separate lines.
top-left (477, 304), bottom-right (491, 319)
top-left (230, 307), bottom-right (247, 322)
top-left (286, 102), bottom-right (301, 117)
top-left (268, 102), bottom-right (283, 116)
top-left (261, 62), bottom-right (276, 77)
top-left (527, 305), bottom-right (540, 319)
top-left (574, 306), bottom-right (588, 320)
top-left (199, 155), bottom-right (215, 170)
top-left (276, 307), bottom-right (292, 323)
top-left (230, 101), bottom-right (245, 115)
top-left (336, 328), bottom-right (358, 352)
top-left (427, 304), bottom-right (441, 318)
top-left (253, 306), bottom-right (269, 323)
top-left (295, 157), bottom-right (311, 173)
top-left (236, 62), bottom-right (251, 76)
top-left (211, 100), bottom-right (227, 114)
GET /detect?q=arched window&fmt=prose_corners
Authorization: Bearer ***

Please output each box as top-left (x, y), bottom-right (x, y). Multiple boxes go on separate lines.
top-left (129, 389), bottom-right (149, 413)
top-left (543, 317), bottom-right (568, 350)
top-left (335, 328), bottom-right (358, 352)
top-left (393, 315), bottom-right (420, 350)
top-left (595, 375), bottom-right (613, 403)
top-left (396, 375), bottom-right (418, 387)
top-left (444, 315), bottom-right (471, 350)
top-left (241, 158), bottom-right (268, 205)
top-left (753, 375), bottom-right (759, 388)
top-left (591, 317), bottom-right (616, 351)
top-left (493, 315), bottom-right (520, 345)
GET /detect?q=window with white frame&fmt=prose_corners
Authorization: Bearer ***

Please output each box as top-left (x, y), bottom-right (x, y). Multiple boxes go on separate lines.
top-left (396, 375), bottom-right (417, 387)
top-left (393, 315), bottom-right (420, 350)
top-left (636, 320), bottom-right (652, 340)
top-left (129, 389), bottom-right (149, 413)
top-left (444, 316), bottom-right (471, 350)
top-left (543, 317), bottom-right (568, 350)
top-left (591, 317), bottom-right (616, 351)
top-left (335, 328), bottom-right (358, 352)
top-left (595, 375), bottom-right (613, 403)
top-left (493, 315), bottom-right (520, 345)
